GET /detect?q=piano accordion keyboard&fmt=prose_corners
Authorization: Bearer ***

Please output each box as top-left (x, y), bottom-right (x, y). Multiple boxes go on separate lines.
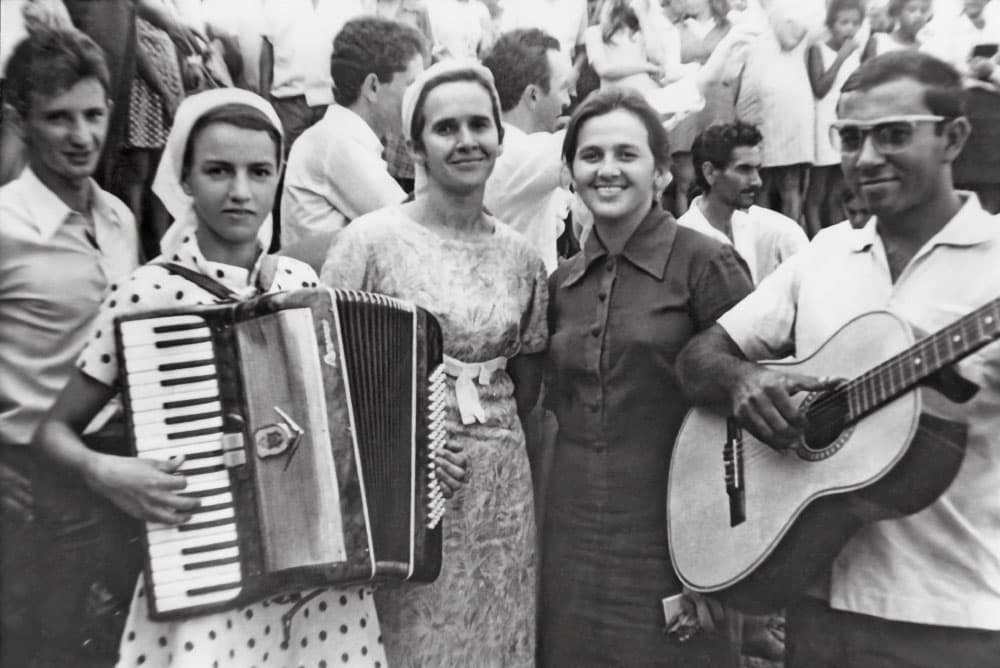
top-left (119, 314), bottom-right (243, 613)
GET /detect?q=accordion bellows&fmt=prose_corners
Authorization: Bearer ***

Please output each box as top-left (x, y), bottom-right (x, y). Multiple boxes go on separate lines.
top-left (115, 288), bottom-right (446, 620)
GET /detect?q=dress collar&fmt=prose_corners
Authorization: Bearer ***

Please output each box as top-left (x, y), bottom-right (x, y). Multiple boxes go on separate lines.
top-left (562, 204), bottom-right (678, 287)
top-left (162, 221), bottom-right (267, 298)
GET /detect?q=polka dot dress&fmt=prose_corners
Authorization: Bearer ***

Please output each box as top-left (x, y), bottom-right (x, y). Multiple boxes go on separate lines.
top-left (74, 237), bottom-right (383, 667)
top-left (117, 585), bottom-right (385, 668)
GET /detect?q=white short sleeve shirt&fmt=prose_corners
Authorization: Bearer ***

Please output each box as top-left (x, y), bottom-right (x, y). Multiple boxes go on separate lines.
top-left (717, 195), bottom-right (1000, 629)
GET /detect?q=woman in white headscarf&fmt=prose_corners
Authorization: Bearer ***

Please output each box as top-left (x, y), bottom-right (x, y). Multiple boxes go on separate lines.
top-left (321, 60), bottom-right (548, 667)
top-left (32, 88), bottom-right (390, 668)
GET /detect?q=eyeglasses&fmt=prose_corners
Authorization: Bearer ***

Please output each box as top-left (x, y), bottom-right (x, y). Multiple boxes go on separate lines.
top-left (829, 115), bottom-right (949, 154)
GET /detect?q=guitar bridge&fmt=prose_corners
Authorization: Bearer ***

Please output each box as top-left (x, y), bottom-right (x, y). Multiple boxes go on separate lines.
top-left (724, 418), bottom-right (746, 527)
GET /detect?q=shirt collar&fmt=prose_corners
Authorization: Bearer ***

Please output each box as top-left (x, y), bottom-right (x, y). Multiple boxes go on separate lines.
top-left (18, 167), bottom-right (120, 241)
top-left (849, 192), bottom-right (994, 253)
top-left (562, 205), bottom-right (678, 287)
top-left (324, 104), bottom-right (384, 153)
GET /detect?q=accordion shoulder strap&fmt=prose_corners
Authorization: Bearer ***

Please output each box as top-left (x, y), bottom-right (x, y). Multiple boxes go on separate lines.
top-left (156, 262), bottom-right (238, 301)
top-left (156, 256), bottom-right (281, 300)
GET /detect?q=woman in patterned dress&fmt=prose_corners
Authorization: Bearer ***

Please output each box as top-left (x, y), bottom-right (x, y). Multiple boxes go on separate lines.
top-left (320, 60), bottom-right (547, 668)
top-left (33, 88), bottom-right (466, 668)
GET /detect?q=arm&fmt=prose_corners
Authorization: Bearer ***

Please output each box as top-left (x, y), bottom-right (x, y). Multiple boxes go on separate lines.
top-left (677, 325), bottom-right (840, 448)
top-left (259, 37), bottom-right (274, 98)
top-left (136, 0), bottom-right (207, 55)
top-left (807, 39), bottom-right (859, 98)
top-left (32, 371), bottom-right (199, 524)
top-left (509, 352), bottom-right (544, 426)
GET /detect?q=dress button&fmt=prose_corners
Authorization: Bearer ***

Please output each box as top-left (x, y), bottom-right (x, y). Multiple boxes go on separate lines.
top-left (590, 326), bottom-right (601, 337)
top-left (605, 260), bottom-right (615, 272)
top-left (598, 292), bottom-right (607, 302)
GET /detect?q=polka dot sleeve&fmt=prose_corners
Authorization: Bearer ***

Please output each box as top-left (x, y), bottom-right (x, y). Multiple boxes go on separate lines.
top-left (76, 265), bottom-right (189, 387)
top-left (269, 256), bottom-right (320, 292)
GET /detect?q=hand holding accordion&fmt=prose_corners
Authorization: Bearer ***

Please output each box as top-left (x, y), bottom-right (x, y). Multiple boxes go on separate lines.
top-left (114, 288), bottom-right (447, 619)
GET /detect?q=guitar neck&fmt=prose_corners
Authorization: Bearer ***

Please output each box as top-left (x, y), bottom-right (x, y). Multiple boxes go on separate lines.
top-left (845, 298), bottom-right (1000, 421)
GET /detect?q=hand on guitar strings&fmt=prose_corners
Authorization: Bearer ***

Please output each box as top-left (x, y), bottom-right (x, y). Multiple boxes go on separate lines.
top-left (435, 441), bottom-right (469, 499)
top-left (86, 453), bottom-right (201, 524)
top-left (730, 366), bottom-right (844, 451)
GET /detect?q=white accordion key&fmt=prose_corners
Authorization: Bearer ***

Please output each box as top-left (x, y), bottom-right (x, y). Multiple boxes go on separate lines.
top-left (153, 586), bottom-right (243, 613)
top-left (126, 363), bottom-right (218, 388)
top-left (121, 343), bottom-right (215, 372)
top-left (128, 378), bottom-right (220, 401)
top-left (131, 401), bottom-right (223, 427)
top-left (129, 386), bottom-right (219, 413)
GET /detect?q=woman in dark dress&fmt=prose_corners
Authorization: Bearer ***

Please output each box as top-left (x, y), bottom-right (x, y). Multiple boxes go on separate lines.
top-left (540, 88), bottom-right (753, 667)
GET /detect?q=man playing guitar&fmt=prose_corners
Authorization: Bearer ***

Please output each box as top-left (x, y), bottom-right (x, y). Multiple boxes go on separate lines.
top-left (675, 51), bottom-right (1000, 667)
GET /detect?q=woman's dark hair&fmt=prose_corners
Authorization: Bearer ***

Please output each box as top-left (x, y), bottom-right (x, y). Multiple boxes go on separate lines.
top-left (826, 0), bottom-right (864, 29)
top-left (4, 27), bottom-right (110, 116)
top-left (181, 104), bottom-right (282, 178)
top-left (601, 0), bottom-right (640, 43)
top-left (561, 87), bottom-right (672, 172)
top-left (409, 70), bottom-right (504, 153)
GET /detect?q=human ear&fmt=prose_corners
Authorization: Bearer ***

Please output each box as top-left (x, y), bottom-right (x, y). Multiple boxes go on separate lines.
top-left (363, 72), bottom-right (380, 102)
top-left (941, 116), bottom-right (971, 163)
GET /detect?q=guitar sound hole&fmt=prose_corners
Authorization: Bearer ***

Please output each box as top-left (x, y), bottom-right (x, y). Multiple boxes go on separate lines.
top-left (802, 391), bottom-right (849, 453)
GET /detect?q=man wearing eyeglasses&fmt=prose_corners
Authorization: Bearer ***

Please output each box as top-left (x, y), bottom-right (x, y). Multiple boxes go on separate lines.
top-left (674, 51), bottom-right (1000, 667)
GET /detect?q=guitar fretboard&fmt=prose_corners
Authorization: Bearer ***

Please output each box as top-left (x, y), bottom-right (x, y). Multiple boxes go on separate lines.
top-left (842, 298), bottom-right (1000, 421)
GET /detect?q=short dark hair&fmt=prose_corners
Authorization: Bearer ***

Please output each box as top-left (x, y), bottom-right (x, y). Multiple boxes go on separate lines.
top-left (826, 0), bottom-right (864, 29)
top-left (181, 104), bottom-right (282, 179)
top-left (481, 29), bottom-right (561, 113)
top-left (4, 27), bottom-right (110, 116)
top-left (331, 17), bottom-right (428, 107)
top-left (691, 121), bottom-right (763, 193)
top-left (562, 87), bottom-right (671, 172)
top-left (839, 51), bottom-right (966, 119)
top-left (887, 0), bottom-right (917, 18)
top-left (409, 69), bottom-right (505, 153)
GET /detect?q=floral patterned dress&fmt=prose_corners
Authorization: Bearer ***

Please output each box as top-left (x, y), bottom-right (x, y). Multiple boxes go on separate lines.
top-left (321, 206), bottom-right (548, 668)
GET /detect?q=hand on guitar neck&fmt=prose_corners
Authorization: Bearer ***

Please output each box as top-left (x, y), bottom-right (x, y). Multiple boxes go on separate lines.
top-left (728, 366), bottom-right (845, 451)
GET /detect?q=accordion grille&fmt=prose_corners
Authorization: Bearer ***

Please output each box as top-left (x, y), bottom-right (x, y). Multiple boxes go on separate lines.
top-left (335, 292), bottom-right (416, 565)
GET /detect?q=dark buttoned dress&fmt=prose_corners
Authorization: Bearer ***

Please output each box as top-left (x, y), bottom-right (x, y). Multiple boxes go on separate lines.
top-left (541, 206), bottom-right (753, 667)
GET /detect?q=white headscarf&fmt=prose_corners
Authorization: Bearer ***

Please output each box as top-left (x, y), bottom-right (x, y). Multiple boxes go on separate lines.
top-left (152, 88), bottom-right (284, 255)
top-left (400, 59), bottom-right (503, 194)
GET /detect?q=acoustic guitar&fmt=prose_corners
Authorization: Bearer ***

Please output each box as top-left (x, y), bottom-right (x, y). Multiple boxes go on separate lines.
top-left (667, 301), bottom-right (1000, 614)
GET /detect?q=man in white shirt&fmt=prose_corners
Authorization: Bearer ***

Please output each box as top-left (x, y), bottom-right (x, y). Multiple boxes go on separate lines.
top-left (677, 52), bottom-right (1000, 667)
top-left (280, 17), bottom-right (426, 272)
top-left (260, 0), bottom-right (365, 151)
top-left (679, 121), bottom-right (807, 284)
top-left (481, 28), bottom-right (573, 273)
top-left (499, 0), bottom-right (588, 81)
top-left (0, 28), bottom-right (138, 666)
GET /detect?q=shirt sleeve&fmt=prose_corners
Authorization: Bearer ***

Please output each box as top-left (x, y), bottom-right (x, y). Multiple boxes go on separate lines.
top-left (269, 256), bottom-right (320, 292)
top-left (519, 254), bottom-right (549, 356)
top-left (319, 220), bottom-right (375, 291)
top-left (717, 250), bottom-right (804, 361)
top-left (76, 266), bottom-right (176, 387)
top-left (689, 243), bottom-right (754, 332)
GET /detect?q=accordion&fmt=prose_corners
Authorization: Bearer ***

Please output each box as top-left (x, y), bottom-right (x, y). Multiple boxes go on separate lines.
top-left (114, 287), bottom-right (447, 620)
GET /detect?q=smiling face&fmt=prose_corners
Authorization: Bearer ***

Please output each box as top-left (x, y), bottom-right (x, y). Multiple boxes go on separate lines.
top-left (415, 80), bottom-right (502, 195)
top-left (182, 122), bottom-right (280, 248)
top-left (22, 76), bottom-right (109, 192)
top-left (838, 78), bottom-right (954, 225)
top-left (571, 108), bottom-right (662, 227)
